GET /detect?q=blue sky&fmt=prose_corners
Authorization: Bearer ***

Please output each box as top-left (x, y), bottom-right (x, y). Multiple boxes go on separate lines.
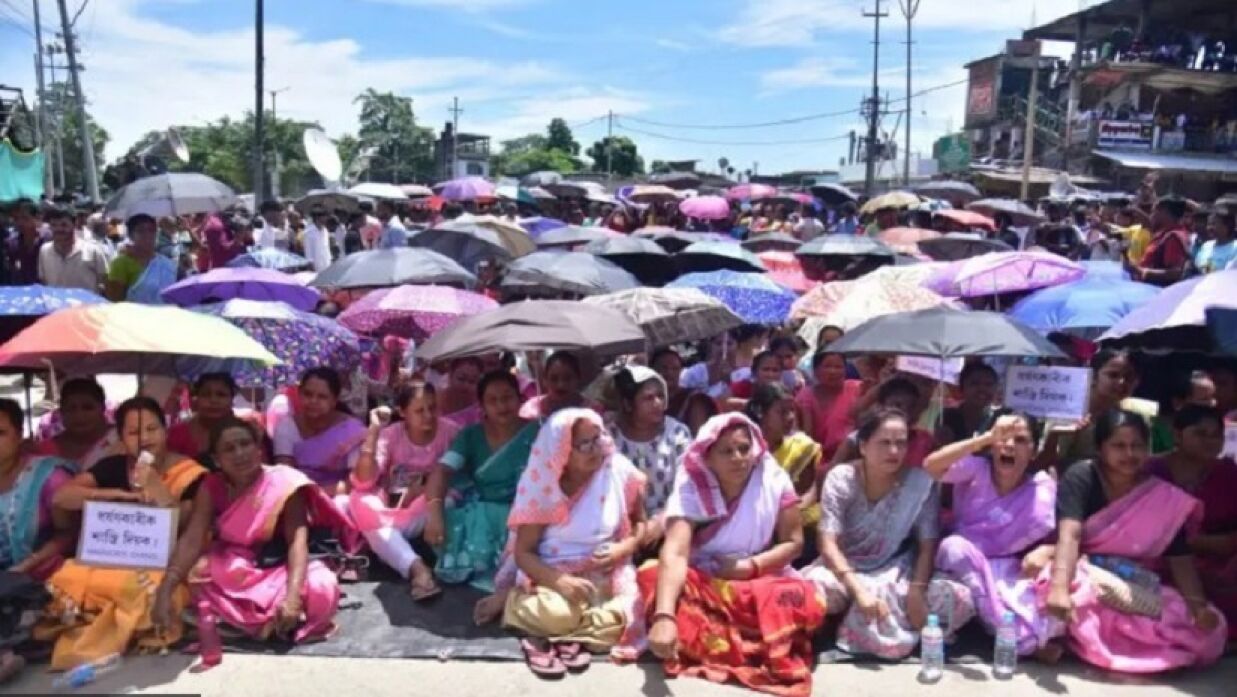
top-left (0, 0), bottom-right (1082, 175)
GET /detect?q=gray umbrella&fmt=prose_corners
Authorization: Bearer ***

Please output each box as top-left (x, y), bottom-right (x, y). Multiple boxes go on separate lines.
top-left (825, 306), bottom-right (1065, 359)
top-left (416, 300), bottom-right (647, 362)
top-left (409, 221), bottom-right (536, 271)
top-left (919, 233), bottom-right (1013, 261)
top-left (584, 236), bottom-right (676, 286)
top-left (104, 172), bottom-right (236, 219)
top-left (501, 251), bottom-right (640, 297)
top-left (914, 180), bottom-right (982, 204)
top-left (968, 198), bottom-right (1046, 226)
top-left (536, 225), bottom-right (614, 249)
top-left (676, 241), bottom-right (766, 274)
top-left (810, 183), bottom-right (858, 206)
top-left (741, 233), bottom-right (802, 253)
top-left (294, 189), bottom-right (360, 215)
top-left (797, 235), bottom-right (894, 258)
top-left (310, 248), bottom-right (475, 289)
top-left (521, 171), bottom-right (563, 187)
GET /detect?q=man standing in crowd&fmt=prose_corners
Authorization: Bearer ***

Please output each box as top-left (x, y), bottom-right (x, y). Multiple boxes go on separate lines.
top-left (302, 208), bottom-right (334, 272)
top-left (255, 200), bottom-right (289, 250)
top-left (6, 199), bottom-right (45, 285)
top-left (376, 199), bottom-right (407, 249)
top-left (37, 206), bottom-right (110, 293)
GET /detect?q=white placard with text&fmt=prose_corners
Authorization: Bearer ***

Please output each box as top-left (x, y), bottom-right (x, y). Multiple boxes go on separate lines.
top-left (896, 356), bottom-right (965, 385)
top-left (1003, 365), bottom-right (1091, 421)
top-left (76, 501), bottom-right (177, 570)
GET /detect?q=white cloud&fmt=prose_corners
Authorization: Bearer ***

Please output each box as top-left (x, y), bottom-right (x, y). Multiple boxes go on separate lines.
top-left (654, 38), bottom-right (692, 52)
top-left (719, 0), bottom-right (1086, 48)
top-left (759, 57), bottom-right (866, 92)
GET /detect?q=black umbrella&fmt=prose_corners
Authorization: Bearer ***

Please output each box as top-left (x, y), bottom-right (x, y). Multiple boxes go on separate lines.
top-left (826, 307), bottom-right (1065, 359)
top-left (585, 236), bottom-right (677, 286)
top-left (536, 225), bottom-right (614, 249)
top-left (741, 233), bottom-right (802, 253)
top-left (919, 233), bottom-right (1013, 261)
top-left (796, 235), bottom-right (894, 259)
top-left (676, 241), bottom-right (766, 274)
top-left (913, 181), bottom-right (981, 205)
top-left (501, 251), bottom-right (640, 297)
top-left (408, 221), bottom-right (536, 271)
top-left (633, 228), bottom-right (710, 254)
top-left (809, 183), bottom-right (858, 207)
top-left (415, 300), bottom-right (647, 362)
top-left (310, 248), bottom-right (475, 289)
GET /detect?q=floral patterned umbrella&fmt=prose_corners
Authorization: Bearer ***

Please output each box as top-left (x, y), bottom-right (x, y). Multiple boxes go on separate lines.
top-left (0, 284), bottom-right (108, 344)
top-left (924, 250), bottom-right (1085, 299)
top-left (187, 299), bottom-right (360, 388)
top-left (792, 277), bottom-right (959, 331)
top-left (337, 285), bottom-right (498, 341)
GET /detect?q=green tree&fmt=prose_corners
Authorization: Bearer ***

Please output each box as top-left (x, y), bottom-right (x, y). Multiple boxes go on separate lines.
top-left (39, 83), bottom-right (109, 196)
top-left (354, 89), bottom-right (435, 184)
top-left (649, 160), bottom-right (671, 174)
top-left (489, 133), bottom-right (584, 177)
top-left (545, 118), bottom-right (579, 156)
top-left (587, 136), bottom-right (644, 177)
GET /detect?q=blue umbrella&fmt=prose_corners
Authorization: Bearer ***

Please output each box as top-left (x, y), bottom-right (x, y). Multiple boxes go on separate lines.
top-left (0, 285), bottom-right (107, 316)
top-left (226, 247), bottom-right (311, 271)
top-left (668, 270), bottom-right (794, 325)
top-left (1009, 276), bottom-right (1161, 340)
top-left (1079, 260), bottom-right (1130, 281)
top-left (518, 217), bottom-right (567, 238)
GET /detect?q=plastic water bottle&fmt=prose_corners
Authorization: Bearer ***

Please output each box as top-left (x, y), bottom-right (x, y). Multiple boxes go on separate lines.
top-left (919, 614), bottom-right (945, 684)
top-left (1090, 555), bottom-right (1161, 591)
top-left (53, 653), bottom-right (123, 690)
top-left (197, 599), bottom-right (223, 667)
top-left (993, 610), bottom-right (1018, 679)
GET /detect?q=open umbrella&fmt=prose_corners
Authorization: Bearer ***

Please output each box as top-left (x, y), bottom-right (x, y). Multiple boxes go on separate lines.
top-left (409, 219), bottom-right (535, 270)
top-left (0, 302), bottom-right (279, 375)
top-left (914, 181), bottom-right (981, 205)
top-left (679, 195), bottom-right (731, 221)
top-left (311, 248), bottom-right (475, 289)
top-left (337, 285), bottom-right (498, 340)
top-left (876, 227), bottom-right (942, 255)
top-left (676, 241), bottom-right (766, 274)
top-left (0, 285), bottom-right (108, 344)
top-left (501, 251), bottom-right (639, 297)
top-left (416, 300), bottom-right (646, 362)
top-left (859, 191), bottom-right (920, 216)
top-left (584, 236), bottom-right (676, 286)
top-left (450, 213), bottom-right (529, 237)
top-left (758, 251), bottom-right (813, 293)
top-left (810, 183), bottom-right (858, 207)
top-left (400, 184), bottom-right (434, 198)
top-left (967, 198), bottom-right (1045, 226)
top-left (825, 307), bottom-right (1065, 359)
top-left (634, 227), bottom-right (708, 254)
top-left (226, 247), bottom-right (312, 272)
top-left (521, 171), bottom-right (562, 187)
top-left (918, 232), bottom-right (1013, 261)
top-left (741, 233), bottom-right (802, 254)
top-left (536, 225), bottom-right (615, 249)
top-left (924, 251), bottom-right (1084, 299)
top-left (650, 172), bottom-right (702, 190)
top-left (1009, 277), bottom-right (1162, 340)
top-left (104, 172), bottom-right (236, 219)
top-left (1099, 269), bottom-right (1237, 351)
top-left (295, 190), bottom-right (360, 215)
top-left (668, 270), bottom-right (795, 325)
top-left (348, 182), bottom-right (409, 201)
top-left (725, 184), bottom-right (777, 201)
top-left (161, 267), bottom-right (321, 311)
top-left (629, 185), bottom-right (680, 204)
top-left (933, 209), bottom-right (996, 232)
top-left (797, 235), bottom-right (895, 260)
top-left (439, 177), bottom-right (495, 202)
top-left (518, 217), bottom-right (567, 238)
top-left (583, 288), bottom-right (742, 347)
top-left (185, 299), bottom-right (359, 388)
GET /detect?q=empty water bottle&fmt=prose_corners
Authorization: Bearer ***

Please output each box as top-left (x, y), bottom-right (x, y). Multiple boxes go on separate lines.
top-left (197, 599), bottom-right (223, 667)
top-left (919, 614), bottom-right (944, 684)
top-left (993, 610), bottom-right (1018, 679)
top-left (53, 653), bottom-right (123, 690)
top-left (1090, 555), bottom-right (1160, 591)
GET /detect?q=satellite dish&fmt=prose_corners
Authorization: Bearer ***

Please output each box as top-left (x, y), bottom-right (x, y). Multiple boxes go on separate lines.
top-left (166, 128), bottom-right (189, 163)
top-left (303, 128), bottom-right (342, 184)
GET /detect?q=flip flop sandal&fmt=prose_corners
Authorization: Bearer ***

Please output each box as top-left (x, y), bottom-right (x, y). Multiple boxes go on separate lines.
top-left (410, 580), bottom-right (443, 602)
top-left (554, 642), bottom-right (591, 672)
top-left (520, 638), bottom-right (566, 679)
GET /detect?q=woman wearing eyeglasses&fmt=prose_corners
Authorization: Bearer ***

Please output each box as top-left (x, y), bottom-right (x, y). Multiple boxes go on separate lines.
top-left (501, 409), bottom-right (647, 676)
top-left (922, 412), bottom-right (1063, 661)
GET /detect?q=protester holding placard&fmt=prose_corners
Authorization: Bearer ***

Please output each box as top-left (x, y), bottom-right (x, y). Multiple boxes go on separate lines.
top-left (923, 412), bottom-right (1063, 660)
top-left (153, 417), bottom-right (353, 645)
top-left (37, 397), bottom-right (209, 670)
top-left (1148, 405), bottom-right (1237, 642)
top-left (1043, 349), bottom-right (1157, 467)
top-left (1044, 409), bottom-right (1226, 673)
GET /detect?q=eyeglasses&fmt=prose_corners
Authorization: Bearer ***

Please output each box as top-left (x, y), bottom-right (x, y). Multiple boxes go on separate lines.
top-left (572, 435), bottom-right (606, 454)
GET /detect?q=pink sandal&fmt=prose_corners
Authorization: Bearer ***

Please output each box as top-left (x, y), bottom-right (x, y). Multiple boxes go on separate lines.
top-left (520, 638), bottom-right (566, 679)
top-left (554, 642), bottom-right (591, 672)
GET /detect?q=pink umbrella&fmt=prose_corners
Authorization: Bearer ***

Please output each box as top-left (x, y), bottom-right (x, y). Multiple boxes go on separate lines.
top-left (439, 177), bottom-right (495, 202)
top-left (337, 285), bottom-right (498, 340)
top-left (725, 183), bottom-right (777, 201)
top-left (924, 251), bottom-right (1084, 299)
top-left (759, 251), bottom-right (813, 293)
top-left (679, 195), bottom-right (732, 221)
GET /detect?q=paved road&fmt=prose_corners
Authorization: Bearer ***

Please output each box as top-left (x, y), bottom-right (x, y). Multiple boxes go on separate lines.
top-left (9, 654), bottom-right (1236, 696)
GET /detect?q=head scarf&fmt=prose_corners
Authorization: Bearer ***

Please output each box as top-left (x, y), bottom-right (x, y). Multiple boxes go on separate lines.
top-left (667, 412), bottom-right (773, 525)
top-left (508, 408), bottom-right (614, 529)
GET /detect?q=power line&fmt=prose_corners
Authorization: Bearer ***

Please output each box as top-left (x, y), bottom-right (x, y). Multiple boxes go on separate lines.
top-left (614, 121), bottom-right (851, 147)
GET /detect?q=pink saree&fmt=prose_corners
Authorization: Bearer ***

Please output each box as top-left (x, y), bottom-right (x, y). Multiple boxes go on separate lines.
top-left (1038, 476), bottom-right (1227, 673)
top-left (193, 465), bottom-right (355, 643)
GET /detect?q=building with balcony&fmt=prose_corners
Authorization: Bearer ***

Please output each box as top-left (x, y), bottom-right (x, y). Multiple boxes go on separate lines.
top-left (1024, 0), bottom-right (1237, 199)
top-left (433, 122), bottom-right (491, 181)
top-left (963, 47), bottom-right (1066, 165)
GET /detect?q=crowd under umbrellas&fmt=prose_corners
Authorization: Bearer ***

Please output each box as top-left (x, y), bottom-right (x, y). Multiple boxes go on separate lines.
top-left (4, 164), bottom-right (1237, 695)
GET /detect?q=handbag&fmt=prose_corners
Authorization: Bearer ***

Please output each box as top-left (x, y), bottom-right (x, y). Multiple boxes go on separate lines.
top-left (1087, 563), bottom-right (1162, 618)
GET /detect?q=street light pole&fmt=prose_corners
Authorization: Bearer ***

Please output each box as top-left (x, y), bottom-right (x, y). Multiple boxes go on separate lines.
top-left (55, 0), bottom-right (99, 202)
top-left (253, 0), bottom-right (265, 203)
top-left (898, 0), bottom-right (922, 188)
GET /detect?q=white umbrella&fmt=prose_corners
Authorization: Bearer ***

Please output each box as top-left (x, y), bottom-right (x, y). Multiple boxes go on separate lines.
top-left (348, 182), bottom-right (410, 201)
top-left (104, 172), bottom-right (236, 219)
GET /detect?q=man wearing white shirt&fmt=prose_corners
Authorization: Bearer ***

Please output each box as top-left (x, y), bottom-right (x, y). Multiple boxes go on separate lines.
top-left (256, 200), bottom-right (289, 250)
top-left (38, 207), bottom-right (109, 292)
top-left (302, 209), bottom-right (334, 272)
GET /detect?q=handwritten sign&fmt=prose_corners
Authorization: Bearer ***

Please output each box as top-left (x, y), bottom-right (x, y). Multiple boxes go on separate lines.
top-left (1003, 366), bottom-right (1091, 421)
top-left (896, 356), bottom-right (965, 385)
top-left (76, 501), bottom-right (177, 570)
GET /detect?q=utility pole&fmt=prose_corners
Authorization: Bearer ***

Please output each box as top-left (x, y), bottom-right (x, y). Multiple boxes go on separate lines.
top-left (32, 0), bottom-right (54, 197)
top-left (449, 97), bottom-right (462, 179)
top-left (1020, 41), bottom-right (1043, 201)
top-left (55, 0), bottom-right (99, 202)
top-left (253, 0), bottom-right (265, 203)
top-left (898, 0), bottom-right (921, 188)
top-left (605, 110), bottom-right (614, 179)
top-left (268, 86), bottom-right (288, 198)
top-left (862, 0), bottom-right (888, 197)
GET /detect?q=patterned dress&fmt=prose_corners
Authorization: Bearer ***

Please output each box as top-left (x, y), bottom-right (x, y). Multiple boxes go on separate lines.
top-left (606, 416), bottom-right (692, 517)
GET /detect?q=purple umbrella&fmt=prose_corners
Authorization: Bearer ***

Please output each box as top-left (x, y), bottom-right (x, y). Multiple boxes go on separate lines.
top-left (338, 285), bottom-right (497, 340)
top-left (1100, 269), bottom-right (1237, 351)
top-left (439, 176), bottom-right (495, 202)
top-left (923, 251), bottom-right (1083, 299)
top-left (518, 216), bottom-right (567, 238)
top-left (678, 195), bottom-right (731, 221)
top-left (161, 267), bottom-right (321, 311)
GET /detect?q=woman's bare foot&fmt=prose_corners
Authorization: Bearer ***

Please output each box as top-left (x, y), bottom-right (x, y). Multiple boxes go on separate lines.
top-left (1034, 641), bottom-right (1065, 664)
top-left (408, 560), bottom-right (441, 601)
top-left (473, 593), bottom-right (506, 626)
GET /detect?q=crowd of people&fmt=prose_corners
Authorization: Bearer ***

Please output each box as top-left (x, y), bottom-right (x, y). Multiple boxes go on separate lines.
top-left (0, 176), bottom-right (1236, 696)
